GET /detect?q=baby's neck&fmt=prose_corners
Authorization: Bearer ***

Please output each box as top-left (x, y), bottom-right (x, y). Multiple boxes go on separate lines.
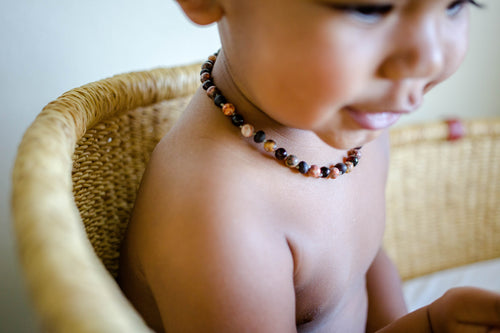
top-left (211, 50), bottom-right (348, 165)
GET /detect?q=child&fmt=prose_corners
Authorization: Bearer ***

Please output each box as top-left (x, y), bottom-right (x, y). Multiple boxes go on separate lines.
top-left (119, 0), bottom-right (500, 332)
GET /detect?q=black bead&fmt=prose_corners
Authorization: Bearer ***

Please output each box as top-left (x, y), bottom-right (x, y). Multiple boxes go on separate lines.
top-left (231, 114), bottom-right (244, 127)
top-left (298, 161), bottom-right (310, 174)
top-left (335, 163), bottom-right (347, 175)
top-left (254, 130), bottom-right (266, 143)
top-left (213, 94), bottom-right (226, 106)
top-left (202, 80), bottom-right (214, 91)
top-left (320, 167), bottom-right (331, 178)
top-left (200, 68), bottom-right (211, 76)
top-left (275, 148), bottom-right (288, 160)
top-left (346, 156), bottom-right (359, 166)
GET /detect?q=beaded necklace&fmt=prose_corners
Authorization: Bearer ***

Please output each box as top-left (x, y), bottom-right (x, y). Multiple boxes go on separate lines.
top-left (200, 51), bottom-right (361, 179)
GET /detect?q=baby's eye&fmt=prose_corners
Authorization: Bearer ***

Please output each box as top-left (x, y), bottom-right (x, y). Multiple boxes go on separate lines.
top-left (446, 0), bottom-right (483, 17)
top-left (332, 4), bottom-right (393, 24)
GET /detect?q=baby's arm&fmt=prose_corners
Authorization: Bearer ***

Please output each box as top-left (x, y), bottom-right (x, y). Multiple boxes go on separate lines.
top-left (142, 206), bottom-right (297, 333)
top-left (365, 248), bottom-right (408, 332)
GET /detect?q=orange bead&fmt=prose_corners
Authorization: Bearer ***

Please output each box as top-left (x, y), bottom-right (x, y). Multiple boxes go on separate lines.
top-left (222, 103), bottom-right (235, 116)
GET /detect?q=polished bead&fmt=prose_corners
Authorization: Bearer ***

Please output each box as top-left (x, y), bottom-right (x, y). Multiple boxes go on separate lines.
top-left (231, 114), bottom-right (244, 127)
top-left (203, 80), bottom-right (214, 91)
top-left (320, 167), bottom-right (330, 178)
top-left (275, 148), bottom-right (287, 160)
top-left (298, 161), bottom-right (310, 174)
top-left (206, 86), bottom-right (218, 98)
top-left (309, 165), bottom-right (321, 178)
top-left (222, 103), bottom-right (235, 116)
top-left (285, 155), bottom-right (299, 168)
top-left (348, 148), bottom-right (361, 158)
top-left (213, 94), bottom-right (226, 106)
top-left (345, 161), bottom-right (354, 173)
top-left (202, 61), bottom-right (214, 70)
top-left (264, 140), bottom-right (277, 152)
top-left (241, 124), bottom-right (254, 138)
top-left (208, 54), bottom-right (217, 62)
top-left (346, 156), bottom-right (359, 166)
top-left (200, 72), bottom-right (211, 83)
top-left (254, 130), bottom-right (266, 143)
top-left (330, 167), bottom-right (340, 179)
top-left (200, 68), bottom-right (211, 76)
top-left (335, 163), bottom-right (347, 175)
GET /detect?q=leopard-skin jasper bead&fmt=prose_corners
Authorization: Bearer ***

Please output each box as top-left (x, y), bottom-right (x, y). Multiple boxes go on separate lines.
top-left (241, 124), bottom-right (254, 138)
top-left (345, 161), bottom-right (354, 173)
top-left (222, 103), bottom-right (236, 116)
top-left (285, 155), bottom-right (299, 168)
top-left (308, 165), bottom-right (321, 178)
top-left (330, 167), bottom-right (341, 179)
top-left (264, 140), bottom-right (277, 152)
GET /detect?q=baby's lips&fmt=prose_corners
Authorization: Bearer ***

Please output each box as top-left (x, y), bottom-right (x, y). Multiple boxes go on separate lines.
top-left (345, 107), bottom-right (404, 130)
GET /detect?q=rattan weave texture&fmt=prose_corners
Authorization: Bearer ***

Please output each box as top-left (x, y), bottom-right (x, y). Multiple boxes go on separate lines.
top-left (385, 119), bottom-right (500, 280)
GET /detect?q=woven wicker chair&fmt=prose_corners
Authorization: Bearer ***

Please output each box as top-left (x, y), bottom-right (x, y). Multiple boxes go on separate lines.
top-left (11, 62), bottom-right (500, 333)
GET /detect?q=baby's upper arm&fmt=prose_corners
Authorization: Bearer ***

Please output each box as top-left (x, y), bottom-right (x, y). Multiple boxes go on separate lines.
top-left (140, 192), bottom-right (297, 333)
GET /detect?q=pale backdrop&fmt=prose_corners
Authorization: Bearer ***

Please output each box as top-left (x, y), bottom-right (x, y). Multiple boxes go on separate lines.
top-left (1, 1), bottom-right (499, 332)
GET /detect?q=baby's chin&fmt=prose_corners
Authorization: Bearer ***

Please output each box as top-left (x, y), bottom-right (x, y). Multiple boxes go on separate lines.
top-left (315, 129), bottom-right (382, 150)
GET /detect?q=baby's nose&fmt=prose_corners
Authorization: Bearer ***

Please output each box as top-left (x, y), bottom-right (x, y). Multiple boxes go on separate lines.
top-left (379, 20), bottom-right (445, 81)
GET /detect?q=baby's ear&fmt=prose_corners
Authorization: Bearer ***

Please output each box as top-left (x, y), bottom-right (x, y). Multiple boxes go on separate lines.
top-left (175, 0), bottom-right (223, 25)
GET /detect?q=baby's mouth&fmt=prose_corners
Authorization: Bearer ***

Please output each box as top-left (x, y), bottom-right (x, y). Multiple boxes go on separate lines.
top-left (345, 107), bottom-right (405, 130)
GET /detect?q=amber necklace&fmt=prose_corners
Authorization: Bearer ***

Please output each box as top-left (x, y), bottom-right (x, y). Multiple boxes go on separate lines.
top-left (200, 51), bottom-right (361, 179)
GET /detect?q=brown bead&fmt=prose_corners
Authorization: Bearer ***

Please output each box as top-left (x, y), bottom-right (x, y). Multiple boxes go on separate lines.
top-left (206, 86), bottom-right (218, 98)
top-left (348, 148), bottom-right (361, 158)
top-left (202, 61), bottom-right (213, 71)
top-left (345, 161), bottom-right (354, 173)
top-left (208, 54), bottom-right (217, 62)
top-left (200, 72), bottom-right (211, 83)
top-left (264, 140), bottom-right (277, 152)
top-left (309, 165), bottom-right (321, 178)
top-left (285, 155), bottom-right (299, 168)
top-left (222, 103), bottom-right (235, 116)
top-left (241, 124), bottom-right (254, 138)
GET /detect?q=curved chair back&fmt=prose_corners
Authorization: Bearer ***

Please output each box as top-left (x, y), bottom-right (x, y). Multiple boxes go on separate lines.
top-left (12, 63), bottom-right (199, 333)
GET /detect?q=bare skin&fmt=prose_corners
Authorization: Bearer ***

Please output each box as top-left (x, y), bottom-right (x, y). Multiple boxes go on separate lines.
top-left (119, 85), bottom-right (400, 332)
top-left (119, 0), bottom-right (500, 331)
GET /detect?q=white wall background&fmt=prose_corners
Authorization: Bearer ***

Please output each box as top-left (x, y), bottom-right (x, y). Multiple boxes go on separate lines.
top-left (1, 1), bottom-right (499, 332)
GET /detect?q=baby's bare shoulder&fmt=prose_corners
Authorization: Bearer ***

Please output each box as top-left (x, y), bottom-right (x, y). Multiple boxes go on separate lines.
top-left (128, 139), bottom-right (296, 331)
